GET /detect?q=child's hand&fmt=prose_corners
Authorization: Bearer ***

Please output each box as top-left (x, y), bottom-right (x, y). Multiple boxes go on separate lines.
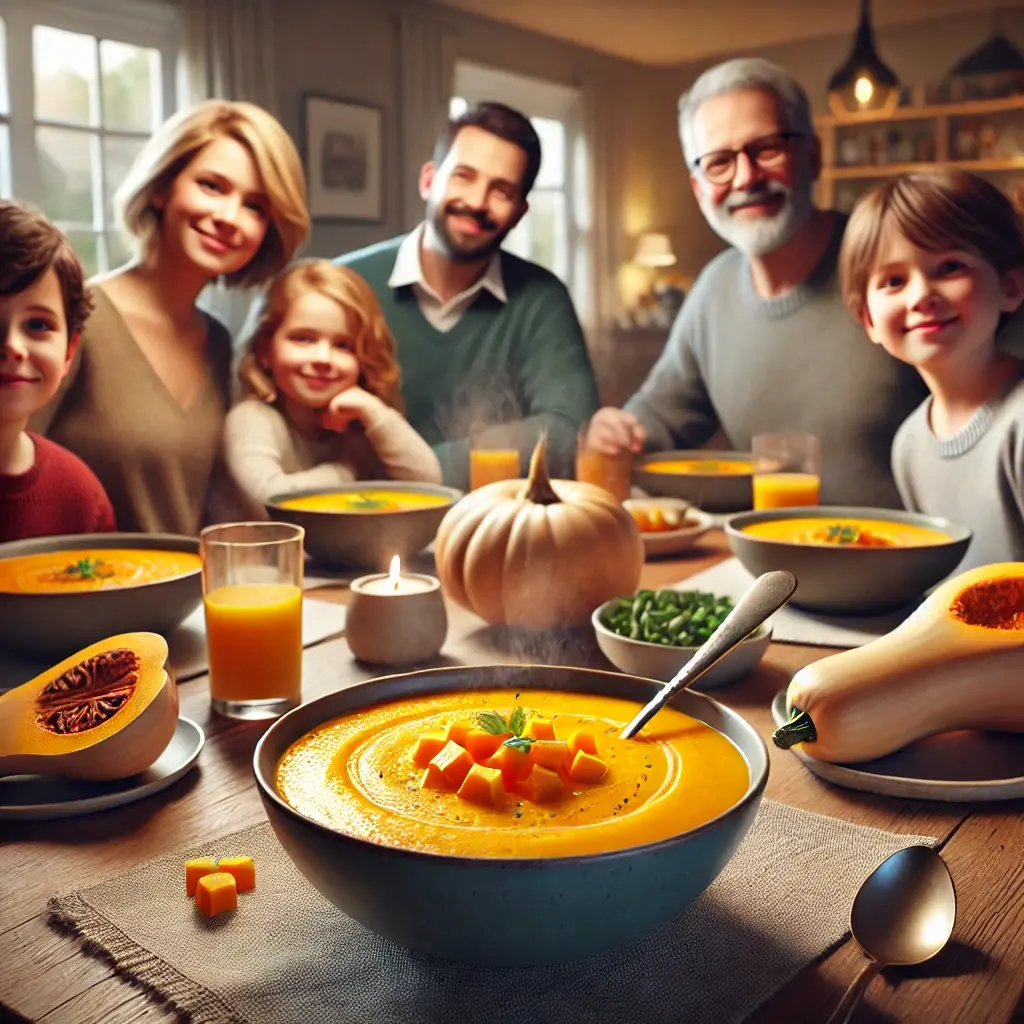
top-left (320, 386), bottom-right (387, 433)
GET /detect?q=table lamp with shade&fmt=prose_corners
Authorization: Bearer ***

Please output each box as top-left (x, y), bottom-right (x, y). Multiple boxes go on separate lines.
top-left (827, 0), bottom-right (900, 119)
top-left (633, 232), bottom-right (677, 269)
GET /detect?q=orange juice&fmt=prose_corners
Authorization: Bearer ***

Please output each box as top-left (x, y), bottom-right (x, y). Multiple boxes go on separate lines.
top-left (753, 472), bottom-right (821, 510)
top-left (470, 448), bottom-right (521, 489)
top-left (204, 583), bottom-right (303, 703)
top-left (576, 448), bottom-right (632, 502)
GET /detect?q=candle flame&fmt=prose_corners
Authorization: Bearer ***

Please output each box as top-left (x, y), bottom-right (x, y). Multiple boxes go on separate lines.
top-left (388, 554), bottom-right (401, 592)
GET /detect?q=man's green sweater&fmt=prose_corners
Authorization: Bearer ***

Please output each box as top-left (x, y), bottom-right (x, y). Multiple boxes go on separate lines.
top-left (336, 236), bottom-right (599, 490)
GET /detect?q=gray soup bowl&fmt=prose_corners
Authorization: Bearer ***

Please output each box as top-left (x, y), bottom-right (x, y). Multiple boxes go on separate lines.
top-left (725, 506), bottom-right (972, 613)
top-left (634, 450), bottom-right (754, 512)
top-left (253, 663), bottom-right (768, 967)
top-left (265, 481), bottom-right (463, 571)
top-left (0, 532), bottom-right (202, 660)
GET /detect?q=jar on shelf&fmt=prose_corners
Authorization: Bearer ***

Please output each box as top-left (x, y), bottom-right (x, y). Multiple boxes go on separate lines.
top-left (979, 124), bottom-right (998, 160)
top-left (953, 120), bottom-right (979, 161)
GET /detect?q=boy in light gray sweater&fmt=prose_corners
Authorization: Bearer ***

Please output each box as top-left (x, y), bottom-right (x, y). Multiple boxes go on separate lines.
top-left (840, 169), bottom-right (1024, 570)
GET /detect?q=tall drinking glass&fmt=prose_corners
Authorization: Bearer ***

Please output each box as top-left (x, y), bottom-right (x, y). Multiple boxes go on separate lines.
top-left (576, 419), bottom-right (633, 502)
top-left (200, 522), bottom-right (304, 720)
top-left (469, 431), bottom-right (521, 490)
top-left (752, 433), bottom-right (821, 510)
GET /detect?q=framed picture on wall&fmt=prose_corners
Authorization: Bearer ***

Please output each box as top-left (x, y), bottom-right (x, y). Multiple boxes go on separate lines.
top-left (302, 93), bottom-right (383, 222)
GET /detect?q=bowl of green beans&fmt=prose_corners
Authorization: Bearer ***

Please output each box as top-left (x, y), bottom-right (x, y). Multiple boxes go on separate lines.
top-left (592, 588), bottom-right (772, 688)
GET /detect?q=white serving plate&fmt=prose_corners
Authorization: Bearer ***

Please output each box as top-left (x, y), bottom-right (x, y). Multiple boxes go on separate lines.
top-left (0, 716), bottom-right (205, 821)
top-left (624, 499), bottom-right (715, 557)
top-left (771, 691), bottom-right (1024, 801)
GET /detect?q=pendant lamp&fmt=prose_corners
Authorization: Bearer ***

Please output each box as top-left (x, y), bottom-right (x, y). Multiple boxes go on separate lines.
top-left (827, 0), bottom-right (900, 119)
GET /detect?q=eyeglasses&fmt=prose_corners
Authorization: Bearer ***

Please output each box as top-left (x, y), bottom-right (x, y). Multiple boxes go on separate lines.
top-left (694, 132), bottom-right (807, 185)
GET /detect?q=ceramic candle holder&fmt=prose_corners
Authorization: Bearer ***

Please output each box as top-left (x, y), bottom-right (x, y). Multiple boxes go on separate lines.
top-left (346, 571), bottom-right (448, 666)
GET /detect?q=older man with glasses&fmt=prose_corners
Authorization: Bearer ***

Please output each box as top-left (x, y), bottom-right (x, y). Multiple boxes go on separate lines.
top-left (586, 57), bottom-right (931, 507)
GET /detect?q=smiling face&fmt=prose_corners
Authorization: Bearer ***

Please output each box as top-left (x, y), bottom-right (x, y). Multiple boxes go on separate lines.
top-left (420, 125), bottom-right (529, 263)
top-left (0, 267), bottom-right (76, 427)
top-left (261, 291), bottom-right (361, 412)
top-left (690, 88), bottom-right (818, 257)
top-left (862, 230), bottom-right (1024, 376)
top-left (153, 135), bottom-right (270, 279)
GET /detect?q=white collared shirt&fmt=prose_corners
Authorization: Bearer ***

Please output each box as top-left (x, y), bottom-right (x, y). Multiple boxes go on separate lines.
top-left (388, 222), bottom-right (507, 333)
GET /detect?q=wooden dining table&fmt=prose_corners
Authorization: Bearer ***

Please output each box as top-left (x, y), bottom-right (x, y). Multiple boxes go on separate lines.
top-left (2, 530), bottom-right (1023, 1024)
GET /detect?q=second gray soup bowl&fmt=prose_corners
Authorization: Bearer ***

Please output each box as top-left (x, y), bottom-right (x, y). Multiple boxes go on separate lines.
top-left (253, 663), bottom-right (768, 967)
top-left (265, 481), bottom-right (463, 571)
top-left (0, 532), bottom-right (201, 660)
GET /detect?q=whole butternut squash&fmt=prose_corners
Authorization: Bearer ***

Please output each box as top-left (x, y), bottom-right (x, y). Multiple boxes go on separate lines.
top-left (434, 435), bottom-right (644, 628)
top-left (772, 562), bottom-right (1024, 763)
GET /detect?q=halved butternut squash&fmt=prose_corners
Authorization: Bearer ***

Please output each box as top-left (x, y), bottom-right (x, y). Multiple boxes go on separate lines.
top-left (0, 632), bottom-right (176, 780)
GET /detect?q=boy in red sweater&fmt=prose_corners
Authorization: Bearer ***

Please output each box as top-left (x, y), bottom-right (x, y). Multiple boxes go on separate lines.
top-left (1, 201), bottom-right (115, 541)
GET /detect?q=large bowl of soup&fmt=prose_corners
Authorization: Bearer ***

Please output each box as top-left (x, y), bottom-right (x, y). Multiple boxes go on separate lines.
top-left (265, 482), bottom-right (463, 570)
top-left (0, 533), bottom-right (202, 659)
top-left (725, 506), bottom-right (972, 613)
top-left (634, 451), bottom-right (754, 512)
top-left (253, 663), bottom-right (768, 967)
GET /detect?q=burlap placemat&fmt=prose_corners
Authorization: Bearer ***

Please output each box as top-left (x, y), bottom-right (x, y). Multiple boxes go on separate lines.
top-left (48, 799), bottom-right (936, 1024)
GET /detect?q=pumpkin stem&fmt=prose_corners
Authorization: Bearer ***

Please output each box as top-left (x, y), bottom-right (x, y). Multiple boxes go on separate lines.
top-left (525, 433), bottom-right (561, 506)
top-left (771, 709), bottom-right (817, 749)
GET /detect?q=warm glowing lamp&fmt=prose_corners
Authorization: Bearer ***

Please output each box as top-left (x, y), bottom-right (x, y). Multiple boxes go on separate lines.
top-left (827, 0), bottom-right (900, 119)
top-left (633, 233), bottom-right (677, 268)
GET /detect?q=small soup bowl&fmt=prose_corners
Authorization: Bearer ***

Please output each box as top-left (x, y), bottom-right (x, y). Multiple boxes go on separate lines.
top-left (265, 481), bottom-right (463, 571)
top-left (633, 450), bottom-right (754, 513)
top-left (0, 532), bottom-right (202, 660)
top-left (725, 506), bottom-right (972, 613)
top-left (253, 664), bottom-right (768, 967)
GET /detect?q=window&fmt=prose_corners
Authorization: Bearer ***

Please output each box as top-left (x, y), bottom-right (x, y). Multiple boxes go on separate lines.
top-left (0, 0), bottom-right (181, 275)
top-left (450, 62), bottom-right (585, 298)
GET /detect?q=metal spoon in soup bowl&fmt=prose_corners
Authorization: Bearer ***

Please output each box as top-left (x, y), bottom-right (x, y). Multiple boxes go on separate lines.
top-left (825, 844), bottom-right (957, 1024)
top-left (620, 569), bottom-right (798, 739)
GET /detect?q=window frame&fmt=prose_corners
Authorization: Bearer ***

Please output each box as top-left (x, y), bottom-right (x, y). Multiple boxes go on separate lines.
top-left (0, 0), bottom-right (181, 270)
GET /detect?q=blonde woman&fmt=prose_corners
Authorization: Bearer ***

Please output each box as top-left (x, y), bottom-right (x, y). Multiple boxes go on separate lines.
top-left (224, 259), bottom-right (441, 513)
top-left (32, 100), bottom-right (309, 535)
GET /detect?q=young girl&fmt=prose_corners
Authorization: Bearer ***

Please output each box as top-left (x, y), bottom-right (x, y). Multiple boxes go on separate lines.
top-left (31, 99), bottom-right (309, 535)
top-left (225, 259), bottom-right (442, 510)
top-left (840, 168), bottom-right (1024, 570)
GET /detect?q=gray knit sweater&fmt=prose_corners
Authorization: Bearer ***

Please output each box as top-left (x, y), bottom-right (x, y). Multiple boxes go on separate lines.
top-left (891, 374), bottom-right (1024, 571)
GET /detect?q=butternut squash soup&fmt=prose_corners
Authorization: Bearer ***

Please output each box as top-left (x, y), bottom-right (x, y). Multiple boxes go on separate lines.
top-left (275, 689), bottom-right (750, 858)
top-left (741, 517), bottom-right (951, 548)
top-left (643, 459), bottom-right (754, 476)
top-left (277, 490), bottom-right (451, 514)
top-left (0, 549), bottom-right (201, 594)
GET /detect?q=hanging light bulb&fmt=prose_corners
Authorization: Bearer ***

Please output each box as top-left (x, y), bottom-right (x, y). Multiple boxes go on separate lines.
top-left (827, 0), bottom-right (900, 119)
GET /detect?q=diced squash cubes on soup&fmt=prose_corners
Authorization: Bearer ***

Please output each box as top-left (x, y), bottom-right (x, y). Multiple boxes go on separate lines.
top-left (530, 739), bottom-right (570, 771)
top-left (567, 730), bottom-right (598, 758)
top-left (185, 858), bottom-right (217, 897)
top-left (430, 740), bottom-right (475, 787)
top-left (420, 762), bottom-right (447, 790)
top-left (482, 743), bottom-right (532, 781)
top-left (444, 720), bottom-right (471, 746)
top-left (523, 716), bottom-right (555, 741)
top-left (462, 727), bottom-right (506, 762)
top-left (456, 764), bottom-right (507, 808)
top-left (217, 856), bottom-right (256, 893)
top-left (411, 732), bottom-right (447, 768)
top-left (569, 750), bottom-right (608, 783)
top-left (519, 765), bottom-right (565, 803)
top-left (195, 872), bottom-right (237, 917)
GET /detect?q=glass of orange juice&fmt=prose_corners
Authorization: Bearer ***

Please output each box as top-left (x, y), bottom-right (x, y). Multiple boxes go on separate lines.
top-left (200, 522), bottom-right (304, 720)
top-left (752, 433), bottom-right (822, 510)
top-left (469, 430), bottom-right (521, 490)
top-left (576, 419), bottom-right (633, 502)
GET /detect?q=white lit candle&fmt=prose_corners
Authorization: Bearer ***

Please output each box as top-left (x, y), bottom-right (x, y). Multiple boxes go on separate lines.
top-left (354, 555), bottom-right (437, 595)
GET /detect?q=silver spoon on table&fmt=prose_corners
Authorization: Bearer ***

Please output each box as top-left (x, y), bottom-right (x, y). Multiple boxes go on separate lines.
top-left (620, 569), bottom-right (798, 739)
top-left (825, 845), bottom-right (957, 1024)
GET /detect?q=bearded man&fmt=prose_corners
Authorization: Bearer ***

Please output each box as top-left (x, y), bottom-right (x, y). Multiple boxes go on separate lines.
top-left (586, 58), bottom-right (932, 507)
top-left (336, 101), bottom-right (598, 489)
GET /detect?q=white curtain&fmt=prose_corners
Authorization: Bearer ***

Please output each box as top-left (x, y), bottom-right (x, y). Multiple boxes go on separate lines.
top-left (578, 76), bottom-right (622, 338)
top-left (182, 0), bottom-right (278, 338)
top-left (398, 12), bottom-right (459, 232)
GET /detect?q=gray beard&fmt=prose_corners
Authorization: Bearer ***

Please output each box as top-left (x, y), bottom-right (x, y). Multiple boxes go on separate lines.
top-left (702, 181), bottom-right (814, 257)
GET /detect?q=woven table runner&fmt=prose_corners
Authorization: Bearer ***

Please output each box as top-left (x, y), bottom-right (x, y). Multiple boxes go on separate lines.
top-left (48, 799), bottom-right (936, 1024)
